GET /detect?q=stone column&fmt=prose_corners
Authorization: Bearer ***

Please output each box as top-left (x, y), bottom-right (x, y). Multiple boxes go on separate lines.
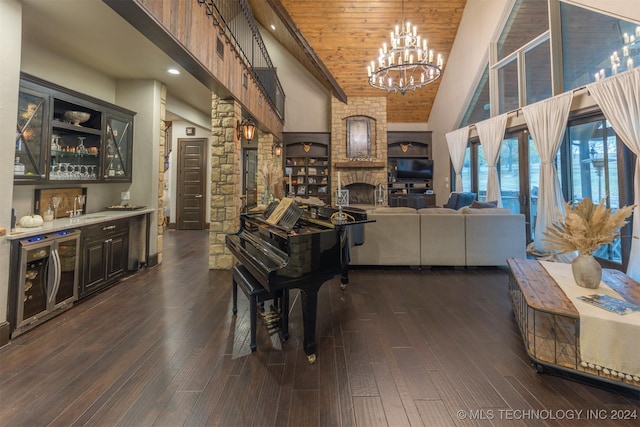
top-left (209, 94), bottom-right (241, 269)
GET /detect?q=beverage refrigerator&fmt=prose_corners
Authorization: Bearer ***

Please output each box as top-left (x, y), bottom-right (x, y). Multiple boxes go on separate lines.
top-left (11, 229), bottom-right (81, 337)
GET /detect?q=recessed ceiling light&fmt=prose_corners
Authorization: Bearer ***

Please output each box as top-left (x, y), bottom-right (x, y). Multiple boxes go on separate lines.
top-left (270, 24), bottom-right (276, 30)
top-left (167, 68), bottom-right (180, 75)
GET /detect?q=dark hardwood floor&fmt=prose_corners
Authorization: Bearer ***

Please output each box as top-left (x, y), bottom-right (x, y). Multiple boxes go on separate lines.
top-left (1, 229), bottom-right (638, 426)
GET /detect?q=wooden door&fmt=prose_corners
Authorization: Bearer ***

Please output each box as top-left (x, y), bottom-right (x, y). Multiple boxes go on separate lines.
top-left (177, 138), bottom-right (207, 230)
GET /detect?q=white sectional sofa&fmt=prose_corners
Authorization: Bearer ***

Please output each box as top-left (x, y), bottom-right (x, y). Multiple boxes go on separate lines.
top-left (350, 206), bottom-right (526, 267)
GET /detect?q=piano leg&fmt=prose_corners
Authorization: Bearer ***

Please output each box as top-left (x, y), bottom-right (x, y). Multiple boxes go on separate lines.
top-left (299, 285), bottom-right (321, 364)
top-left (340, 232), bottom-right (350, 290)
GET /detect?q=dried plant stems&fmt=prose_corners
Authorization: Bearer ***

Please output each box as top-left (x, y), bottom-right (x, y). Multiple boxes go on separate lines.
top-left (542, 197), bottom-right (636, 255)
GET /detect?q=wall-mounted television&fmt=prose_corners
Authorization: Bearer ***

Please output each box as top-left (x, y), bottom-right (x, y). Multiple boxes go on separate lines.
top-left (395, 158), bottom-right (433, 180)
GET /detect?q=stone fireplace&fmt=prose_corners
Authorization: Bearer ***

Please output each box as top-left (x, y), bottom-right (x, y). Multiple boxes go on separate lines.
top-left (331, 96), bottom-right (388, 206)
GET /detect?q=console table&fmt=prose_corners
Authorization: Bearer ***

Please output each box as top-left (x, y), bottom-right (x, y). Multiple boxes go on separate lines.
top-left (507, 257), bottom-right (640, 390)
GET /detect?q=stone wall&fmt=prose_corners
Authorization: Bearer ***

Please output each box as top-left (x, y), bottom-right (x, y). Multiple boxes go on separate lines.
top-left (208, 95), bottom-right (241, 269)
top-left (330, 96), bottom-right (388, 204)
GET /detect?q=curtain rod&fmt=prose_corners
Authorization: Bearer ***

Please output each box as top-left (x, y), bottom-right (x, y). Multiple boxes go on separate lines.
top-left (467, 84), bottom-right (590, 131)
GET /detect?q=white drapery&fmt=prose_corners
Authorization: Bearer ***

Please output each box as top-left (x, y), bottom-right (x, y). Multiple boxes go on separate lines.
top-left (445, 126), bottom-right (470, 191)
top-left (587, 69), bottom-right (640, 281)
top-left (476, 114), bottom-right (508, 207)
top-left (522, 92), bottom-right (574, 253)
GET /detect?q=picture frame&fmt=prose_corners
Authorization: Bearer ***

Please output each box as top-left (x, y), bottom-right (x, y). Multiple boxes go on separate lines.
top-left (346, 117), bottom-right (371, 158)
top-left (297, 185), bottom-right (307, 195)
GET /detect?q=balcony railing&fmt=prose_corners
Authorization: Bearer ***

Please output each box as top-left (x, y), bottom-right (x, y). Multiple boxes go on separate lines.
top-left (199, 0), bottom-right (285, 121)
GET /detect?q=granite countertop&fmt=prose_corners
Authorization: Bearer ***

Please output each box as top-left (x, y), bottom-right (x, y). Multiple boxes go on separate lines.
top-left (6, 208), bottom-right (155, 240)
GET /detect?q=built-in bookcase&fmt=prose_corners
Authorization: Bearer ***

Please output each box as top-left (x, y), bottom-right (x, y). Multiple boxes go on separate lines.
top-left (283, 133), bottom-right (330, 204)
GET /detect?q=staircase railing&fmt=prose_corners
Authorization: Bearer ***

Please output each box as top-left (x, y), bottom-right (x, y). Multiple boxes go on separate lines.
top-left (199, 0), bottom-right (285, 121)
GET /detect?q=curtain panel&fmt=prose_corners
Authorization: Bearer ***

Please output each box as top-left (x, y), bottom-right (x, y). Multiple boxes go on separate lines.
top-left (445, 126), bottom-right (470, 192)
top-left (587, 69), bottom-right (640, 280)
top-left (476, 114), bottom-right (508, 207)
top-left (522, 92), bottom-right (574, 254)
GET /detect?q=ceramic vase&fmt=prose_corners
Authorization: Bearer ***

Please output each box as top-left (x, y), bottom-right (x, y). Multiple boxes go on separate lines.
top-left (571, 254), bottom-right (602, 289)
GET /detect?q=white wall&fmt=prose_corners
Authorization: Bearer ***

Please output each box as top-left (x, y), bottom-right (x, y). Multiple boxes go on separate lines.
top-left (116, 80), bottom-right (161, 255)
top-left (260, 25), bottom-right (332, 133)
top-left (0, 0), bottom-right (23, 333)
top-left (21, 40), bottom-right (117, 104)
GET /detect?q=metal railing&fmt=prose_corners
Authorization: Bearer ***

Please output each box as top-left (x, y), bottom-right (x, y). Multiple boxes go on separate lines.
top-left (198, 0), bottom-right (285, 120)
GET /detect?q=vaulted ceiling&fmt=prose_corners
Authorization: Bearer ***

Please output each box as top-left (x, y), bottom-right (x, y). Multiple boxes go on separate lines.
top-left (248, 0), bottom-right (468, 124)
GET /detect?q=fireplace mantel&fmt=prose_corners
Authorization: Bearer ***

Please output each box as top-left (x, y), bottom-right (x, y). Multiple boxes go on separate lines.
top-left (335, 161), bottom-right (386, 168)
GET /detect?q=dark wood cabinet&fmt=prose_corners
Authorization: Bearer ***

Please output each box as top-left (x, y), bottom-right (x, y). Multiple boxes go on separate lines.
top-left (15, 73), bottom-right (135, 184)
top-left (283, 133), bottom-right (331, 204)
top-left (80, 219), bottom-right (129, 299)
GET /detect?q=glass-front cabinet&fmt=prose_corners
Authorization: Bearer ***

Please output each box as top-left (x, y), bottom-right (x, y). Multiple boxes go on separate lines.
top-left (15, 86), bottom-right (49, 182)
top-left (104, 113), bottom-right (133, 181)
top-left (14, 73), bottom-right (135, 184)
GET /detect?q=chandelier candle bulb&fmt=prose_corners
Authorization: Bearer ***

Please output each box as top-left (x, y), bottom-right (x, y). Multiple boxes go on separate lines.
top-left (636, 26), bottom-right (640, 37)
top-left (624, 33), bottom-right (630, 44)
top-left (628, 57), bottom-right (634, 69)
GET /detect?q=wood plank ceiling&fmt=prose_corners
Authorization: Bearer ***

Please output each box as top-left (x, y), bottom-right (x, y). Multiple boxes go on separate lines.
top-left (248, 0), bottom-right (467, 124)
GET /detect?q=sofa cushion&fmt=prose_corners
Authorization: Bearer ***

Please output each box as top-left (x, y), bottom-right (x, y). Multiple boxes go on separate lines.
top-left (372, 207), bottom-right (417, 214)
top-left (417, 207), bottom-right (459, 214)
top-left (459, 207), bottom-right (512, 215)
top-left (470, 200), bottom-right (498, 208)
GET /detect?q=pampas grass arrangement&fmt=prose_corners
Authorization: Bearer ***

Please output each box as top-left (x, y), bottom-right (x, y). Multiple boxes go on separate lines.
top-left (543, 197), bottom-right (636, 255)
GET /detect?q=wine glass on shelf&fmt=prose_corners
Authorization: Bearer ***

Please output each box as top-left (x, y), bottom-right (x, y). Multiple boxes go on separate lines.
top-left (77, 136), bottom-right (87, 155)
top-left (51, 196), bottom-right (60, 220)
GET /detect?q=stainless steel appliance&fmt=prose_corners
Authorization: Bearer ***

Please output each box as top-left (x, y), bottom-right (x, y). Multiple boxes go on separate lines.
top-left (13, 229), bottom-right (80, 337)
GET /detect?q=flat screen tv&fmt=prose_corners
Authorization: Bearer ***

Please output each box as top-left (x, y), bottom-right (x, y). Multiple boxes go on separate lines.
top-left (395, 158), bottom-right (433, 180)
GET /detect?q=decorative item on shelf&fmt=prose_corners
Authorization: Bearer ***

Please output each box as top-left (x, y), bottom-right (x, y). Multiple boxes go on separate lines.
top-left (542, 197), bottom-right (636, 289)
top-left (63, 110), bottom-right (91, 126)
top-left (236, 118), bottom-right (256, 142)
top-left (367, 0), bottom-right (444, 94)
top-left (260, 161), bottom-right (281, 203)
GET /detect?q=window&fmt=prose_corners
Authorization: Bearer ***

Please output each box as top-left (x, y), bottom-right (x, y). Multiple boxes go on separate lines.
top-left (561, 2), bottom-right (640, 91)
top-left (525, 40), bottom-right (552, 104)
top-left (496, 0), bottom-right (549, 62)
top-left (460, 66), bottom-right (490, 127)
top-left (497, 60), bottom-right (519, 114)
top-left (562, 117), bottom-right (627, 263)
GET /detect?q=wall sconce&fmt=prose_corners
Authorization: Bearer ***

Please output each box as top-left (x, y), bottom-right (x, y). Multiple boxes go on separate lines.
top-left (272, 141), bottom-right (282, 156)
top-left (237, 119), bottom-right (256, 141)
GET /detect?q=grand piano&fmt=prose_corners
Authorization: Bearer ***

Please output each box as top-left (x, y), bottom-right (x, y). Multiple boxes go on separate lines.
top-left (226, 202), bottom-right (369, 363)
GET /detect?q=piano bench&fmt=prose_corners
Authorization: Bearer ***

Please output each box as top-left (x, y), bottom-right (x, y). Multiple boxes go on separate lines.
top-left (232, 264), bottom-right (289, 351)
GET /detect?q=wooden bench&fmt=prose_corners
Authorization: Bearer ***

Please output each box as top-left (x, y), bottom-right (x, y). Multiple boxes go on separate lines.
top-left (232, 264), bottom-right (289, 351)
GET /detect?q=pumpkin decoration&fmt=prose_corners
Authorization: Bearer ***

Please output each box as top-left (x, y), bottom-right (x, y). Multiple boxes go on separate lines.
top-left (19, 214), bottom-right (44, 228)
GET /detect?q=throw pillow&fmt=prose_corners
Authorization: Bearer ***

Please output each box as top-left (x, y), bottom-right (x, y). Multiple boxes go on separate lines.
top-left (444, 192), bottom-right (459, 209)
top-left (470, 200), bottom-right (498, 208)
top-left (455, 192), bottom-right (477, 209)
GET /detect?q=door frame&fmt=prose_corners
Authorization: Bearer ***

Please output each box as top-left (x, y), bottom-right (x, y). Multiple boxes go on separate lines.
top-left (176, 138), bottom-right (207, 230)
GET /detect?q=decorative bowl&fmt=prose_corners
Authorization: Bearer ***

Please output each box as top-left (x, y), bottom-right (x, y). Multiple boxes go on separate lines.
top-left (64, 111), bottom-right (91, 126)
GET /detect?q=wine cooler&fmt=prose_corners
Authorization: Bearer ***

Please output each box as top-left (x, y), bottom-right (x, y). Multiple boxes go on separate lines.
top-left (13, 229), bottom-right (81, 337)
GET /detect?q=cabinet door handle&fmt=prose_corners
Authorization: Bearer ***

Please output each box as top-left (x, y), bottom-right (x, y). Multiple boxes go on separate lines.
top-left (195, 194), bottom-right (203, 198)
top-left (102, 225), bottom-right (116, 231)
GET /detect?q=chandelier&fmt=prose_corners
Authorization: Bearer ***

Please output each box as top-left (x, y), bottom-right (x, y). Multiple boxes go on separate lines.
top-left (367, 0), bottom-right (444, 95)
